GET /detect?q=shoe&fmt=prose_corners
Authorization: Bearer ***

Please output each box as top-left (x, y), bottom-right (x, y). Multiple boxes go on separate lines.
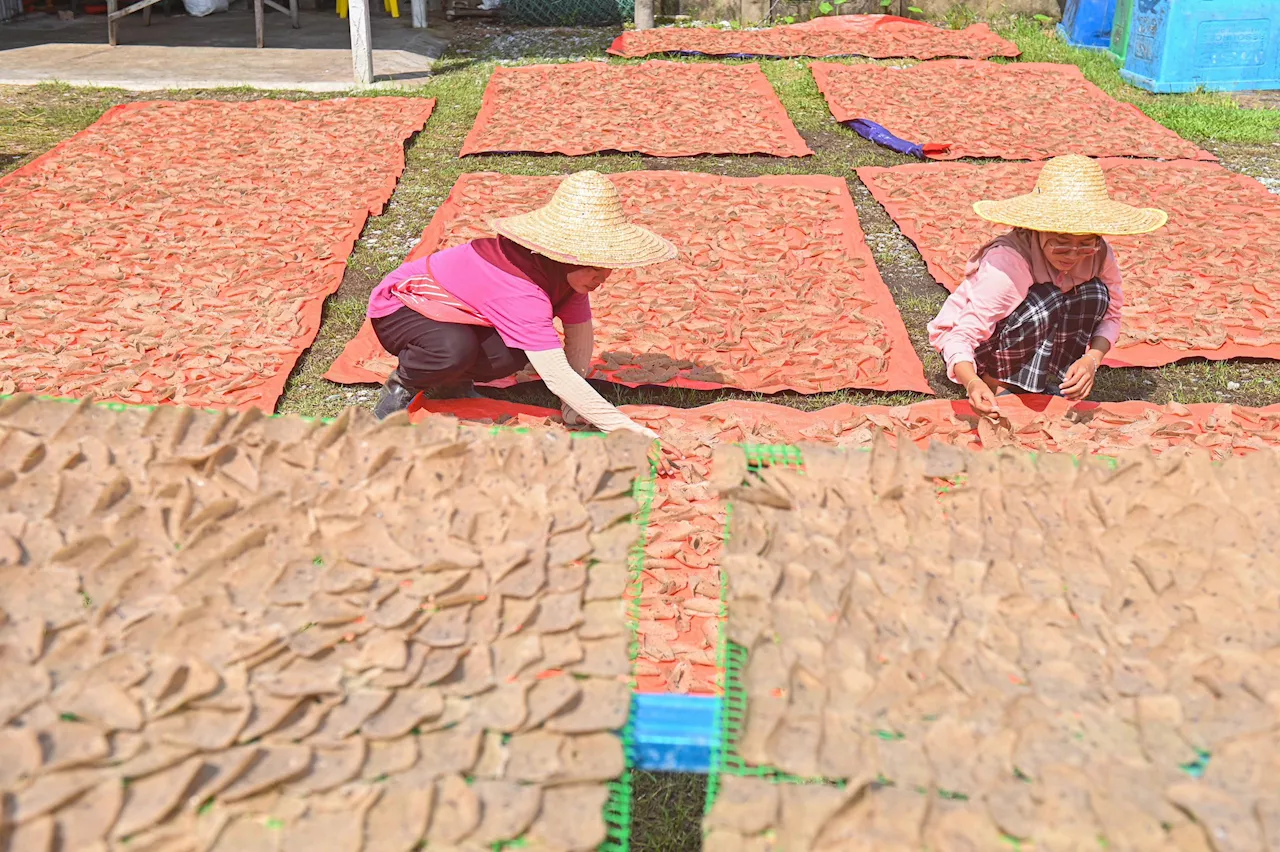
top-left (436, 381), bottom-right (485, 400)
top-left (373, 371), bottom-right (417, 420)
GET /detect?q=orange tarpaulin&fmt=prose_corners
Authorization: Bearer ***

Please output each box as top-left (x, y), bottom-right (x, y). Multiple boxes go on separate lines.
top-left (408, 394), bottom-right (1280, 694)
top-left (606, 16), bottom-right (1020, 60)
top-left (0, 98), bottom-right (434, 412)
top-left (813, 60), bottom-right (1213, 162)
top-left (859, 159), bottom-right (1280, 368)
top-left (409, 396), bottom-right (1280, 459)
top-left (327, 171), bottom-right (930, 395)
top-left (460, 61), bottom-right (813, 159)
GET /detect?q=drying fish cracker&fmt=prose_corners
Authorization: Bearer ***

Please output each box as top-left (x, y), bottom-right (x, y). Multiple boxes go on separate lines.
top-left (427, 774), bottom-right (481, 846)
top-left (470, 780), bottom-right (542, 846)
top-left (525, 784), bottom-right (611, 852)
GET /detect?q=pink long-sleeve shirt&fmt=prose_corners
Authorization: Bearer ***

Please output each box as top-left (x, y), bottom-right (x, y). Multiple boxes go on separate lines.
top-left (928, 229), bottom-right (1124, 383)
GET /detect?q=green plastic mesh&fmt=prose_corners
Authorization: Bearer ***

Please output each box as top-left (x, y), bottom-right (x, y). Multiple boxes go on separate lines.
top-left (504, 0), bottom-right (632, 27)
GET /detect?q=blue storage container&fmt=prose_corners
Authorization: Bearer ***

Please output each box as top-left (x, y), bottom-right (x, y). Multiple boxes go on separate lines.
top-left (1059, 0), bottom-right (1122, 49)
top-left (1121, 0), bottom-right (1280, 92)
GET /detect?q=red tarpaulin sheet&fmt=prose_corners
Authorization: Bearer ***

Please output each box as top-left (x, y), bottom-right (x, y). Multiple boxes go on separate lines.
top-left (409, 395), bottom-right (1280, 694)
top-left (460, 61), bottom-right (813, 158)
top-left (812, 60), bottom-right (1214, 162)
top-left (327, 171), bottom-right (930, 395)
top-left (858, 159), bottom-right (1280, 368)
top-left (606, 16), bottom-right (1020, 60)
top-left (0, 98), bottom-right (434, 412)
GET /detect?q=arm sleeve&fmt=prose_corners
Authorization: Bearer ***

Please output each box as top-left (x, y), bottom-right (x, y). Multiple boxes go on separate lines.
top-left (1093, 245), bottom-right (1125, 347)
top-left (927, 247), bottom-right (1033, 384)
top-left (526, 348), bottom-right (658, 439)
top-left (562, 320), bottom-right (594, 377)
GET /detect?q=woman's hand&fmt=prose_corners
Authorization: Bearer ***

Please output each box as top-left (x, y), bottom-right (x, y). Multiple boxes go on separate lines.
top-left (1060, 353), bottom-right (1099, 401)
top-left (651, 441), bottom-right (684, 477)
top-left (966, 378), bottom-right (1001, 419)
top-left (561, 403), bottom-right (586, 427)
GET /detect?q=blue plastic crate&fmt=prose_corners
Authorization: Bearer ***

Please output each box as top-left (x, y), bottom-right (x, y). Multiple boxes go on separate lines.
top-left (1121, 0), bottom-right (1280, 92)
top-left (631, 693), bottom-right (721, 773)
top-left (1060, 0), bottom-right (1122, 49)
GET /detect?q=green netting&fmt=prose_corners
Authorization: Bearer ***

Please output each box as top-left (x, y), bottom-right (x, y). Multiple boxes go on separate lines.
top-left (741, 443), bottom-right (805, 470)
top-left (504, 0), bottom-right (632, 27)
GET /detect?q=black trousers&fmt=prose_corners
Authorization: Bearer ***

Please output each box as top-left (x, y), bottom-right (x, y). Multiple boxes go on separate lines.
top-left (371, 307), bottom-right (529, 392)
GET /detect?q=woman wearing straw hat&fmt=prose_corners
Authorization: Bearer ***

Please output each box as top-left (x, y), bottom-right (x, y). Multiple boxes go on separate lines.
top-left (366, 171), bottom-right (677, 436)
top-left (928, 155), bottom-right (1166, 417)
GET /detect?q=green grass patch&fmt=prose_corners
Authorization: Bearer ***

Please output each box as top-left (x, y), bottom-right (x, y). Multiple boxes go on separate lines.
top-left (998, 18), bottom-right (1280, 144)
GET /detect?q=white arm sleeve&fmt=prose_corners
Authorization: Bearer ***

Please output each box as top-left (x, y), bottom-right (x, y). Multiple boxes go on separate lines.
top-left (526, 348), bottom-right (657, 439)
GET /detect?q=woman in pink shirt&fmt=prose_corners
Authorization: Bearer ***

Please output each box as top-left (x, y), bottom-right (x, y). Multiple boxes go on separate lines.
top-left (928, 156), bottom-right (1167, 417)
top-left (366, 171), bottom-right (677, 437)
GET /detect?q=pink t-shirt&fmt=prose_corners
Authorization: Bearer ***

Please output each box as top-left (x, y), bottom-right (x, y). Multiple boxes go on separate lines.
top-left (928, 229), bottom-right (1124, 382)
top-left (367, 241), bottom-right (592, 352)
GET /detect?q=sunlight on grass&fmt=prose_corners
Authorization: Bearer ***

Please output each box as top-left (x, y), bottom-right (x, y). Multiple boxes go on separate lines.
top-left (998, 18), bottom-right (1280, 144)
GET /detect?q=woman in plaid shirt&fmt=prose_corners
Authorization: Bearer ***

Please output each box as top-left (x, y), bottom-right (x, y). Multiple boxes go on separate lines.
top-left (928, 155), bottom-right (1167, 418)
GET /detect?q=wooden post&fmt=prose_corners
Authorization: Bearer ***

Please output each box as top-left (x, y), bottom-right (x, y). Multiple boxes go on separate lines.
top-left (410, 0), bottom-right (426, 27)
top-left (635, 0), bottom-right (653, 29)
top-left (254, 0), bottom-right (264, 47)
top-left (348, 0), bottom-right (374, 86)
top-left (107, 0), bottom-right (118, 44)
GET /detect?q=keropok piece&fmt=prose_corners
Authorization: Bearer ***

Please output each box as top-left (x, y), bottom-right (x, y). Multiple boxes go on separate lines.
top-left (0, 99), bottom-right (434, 412)
top-left (460, 62), bottom-right (813, 158)
top-left (327, 171), bottom-right (930, 396)
top-left (0, 396), bottom-right (646, 851)
top-left (859, 159), bottom-right (1280, 368)
top-left (710, 438), bottom-right (1280, 849)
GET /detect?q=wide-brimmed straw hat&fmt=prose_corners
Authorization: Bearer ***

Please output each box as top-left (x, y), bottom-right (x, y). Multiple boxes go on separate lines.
top-left (492, 171), bottom-right (678, 269)
top-left (973, 155), bottom-right (1167, 236)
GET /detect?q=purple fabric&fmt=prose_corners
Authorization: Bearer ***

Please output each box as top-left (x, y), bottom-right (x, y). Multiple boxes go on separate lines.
top-left (846, 119), bottom-right (926, 159)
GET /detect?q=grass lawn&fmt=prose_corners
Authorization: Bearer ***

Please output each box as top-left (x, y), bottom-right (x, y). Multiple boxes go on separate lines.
top-left (1, 17), bottom-right (1278, 850)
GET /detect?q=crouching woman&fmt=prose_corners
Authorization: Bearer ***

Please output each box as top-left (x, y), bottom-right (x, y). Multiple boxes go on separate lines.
top-left (927, 155), bottom-right (1166, 417)
top-left (366, 170), bottom-right (677, 437)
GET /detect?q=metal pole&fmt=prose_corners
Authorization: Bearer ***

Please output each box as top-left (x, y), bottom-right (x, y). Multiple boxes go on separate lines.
top-left (635, 0), bottom-right (652, 30)
top-left (348, 0), bottom-right (374, 85)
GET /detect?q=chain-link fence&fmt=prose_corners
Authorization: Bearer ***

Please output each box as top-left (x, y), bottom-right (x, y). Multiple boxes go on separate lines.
top-left (505, 0), bottom-right (632, 26)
